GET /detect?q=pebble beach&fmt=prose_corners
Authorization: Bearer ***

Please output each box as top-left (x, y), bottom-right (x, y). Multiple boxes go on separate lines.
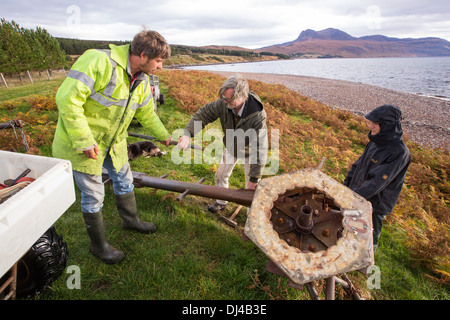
top-left (212, 71), bottom-right (449, 150)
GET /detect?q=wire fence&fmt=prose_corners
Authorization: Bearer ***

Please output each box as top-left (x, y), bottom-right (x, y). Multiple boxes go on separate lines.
top-left (0, 69), bottom-right (67, 88)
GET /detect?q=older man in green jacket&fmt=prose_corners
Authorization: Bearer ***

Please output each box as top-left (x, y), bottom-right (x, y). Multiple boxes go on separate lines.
top-left (53, 30), bottom-right (171, 264)
top-left (178, 74), bottom-right (268, 213)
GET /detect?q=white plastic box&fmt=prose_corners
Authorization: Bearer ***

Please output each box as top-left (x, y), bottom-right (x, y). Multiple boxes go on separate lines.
top-left (0, 151), bottom-right (76, 278)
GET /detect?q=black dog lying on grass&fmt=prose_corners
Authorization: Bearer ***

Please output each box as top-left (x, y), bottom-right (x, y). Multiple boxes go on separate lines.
top-left (127, 141), bottom-right (165, 160)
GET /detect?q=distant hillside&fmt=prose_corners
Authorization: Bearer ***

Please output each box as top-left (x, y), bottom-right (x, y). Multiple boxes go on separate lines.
top-left (56, 38), bottom-right (130, 55)
top-left (259, 28), bottom-right (450, 58)
top-left (199, 44), bottom-right (254, 52)
top-left (57, 38), bottom-right (287, 67)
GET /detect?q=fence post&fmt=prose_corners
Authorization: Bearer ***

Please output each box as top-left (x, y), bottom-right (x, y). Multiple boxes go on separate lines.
top-left (0, 73), bottom-right (8, 88)
top-left (27, 70), bottom-right (33, 83)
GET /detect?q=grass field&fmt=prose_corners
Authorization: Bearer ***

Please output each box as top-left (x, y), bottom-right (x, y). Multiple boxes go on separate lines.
top-left (0, 70), bottom-right (448, 301)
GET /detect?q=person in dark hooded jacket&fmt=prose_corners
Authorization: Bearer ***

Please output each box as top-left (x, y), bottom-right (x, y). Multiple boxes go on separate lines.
top-left (344, 105), bottom-right (410, 251)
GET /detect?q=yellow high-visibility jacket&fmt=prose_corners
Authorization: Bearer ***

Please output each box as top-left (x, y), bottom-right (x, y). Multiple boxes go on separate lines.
top-left (52, 44), bottom-right (170, 175)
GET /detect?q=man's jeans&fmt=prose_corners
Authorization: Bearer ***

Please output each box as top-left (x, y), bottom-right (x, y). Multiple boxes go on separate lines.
top-left (73, 154), bottom-right (134, 213)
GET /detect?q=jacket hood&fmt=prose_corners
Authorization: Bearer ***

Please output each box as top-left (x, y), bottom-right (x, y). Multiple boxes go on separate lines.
top-left (241, 92), bottom-right (264, 119)
top-left (365, 105), bottom-right (404, 145)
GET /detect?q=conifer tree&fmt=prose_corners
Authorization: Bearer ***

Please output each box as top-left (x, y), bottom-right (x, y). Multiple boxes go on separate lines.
top-left (35, 27), bottom-right (66, 73)
top-left (0, 18), bottom-right (66, 78)
top-left (0, 18), bottom-right (31, 77)
top-left (22, 28), bottom-right (45, 72)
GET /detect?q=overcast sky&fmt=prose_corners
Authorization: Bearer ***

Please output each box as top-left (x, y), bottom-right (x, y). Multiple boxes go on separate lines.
top-left (2, 0), bottom-right (449, 48)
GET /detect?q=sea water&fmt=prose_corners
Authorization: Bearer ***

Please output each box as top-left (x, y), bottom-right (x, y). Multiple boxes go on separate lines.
top-left (183, 56), bottom-right (450, 100)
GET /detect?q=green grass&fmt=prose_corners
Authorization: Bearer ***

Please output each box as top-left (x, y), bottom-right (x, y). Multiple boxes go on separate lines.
top-left (0, 78), bottom-right (63, 102)
top-left (45, 187), bottom-right (273, 300)
top-left (370, 224), bottom-right (449, 300)
top-left (1, 78), bottom-right (448, 301)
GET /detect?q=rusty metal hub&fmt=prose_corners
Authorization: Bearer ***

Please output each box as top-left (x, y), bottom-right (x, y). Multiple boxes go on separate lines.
top-left (271, 187), bottom-right (343, 253)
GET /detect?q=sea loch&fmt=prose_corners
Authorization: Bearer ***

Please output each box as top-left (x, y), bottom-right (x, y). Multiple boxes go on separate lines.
top-left (184, 56), bottom-right (450, 100)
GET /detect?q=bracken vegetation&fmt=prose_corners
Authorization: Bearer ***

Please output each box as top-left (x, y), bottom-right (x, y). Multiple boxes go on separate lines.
top-left (0, 93), bottom-right (58, 154)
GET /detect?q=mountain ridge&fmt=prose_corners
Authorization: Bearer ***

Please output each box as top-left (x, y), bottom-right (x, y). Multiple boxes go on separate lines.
top-left (258, 28), bottom-right (450, 58)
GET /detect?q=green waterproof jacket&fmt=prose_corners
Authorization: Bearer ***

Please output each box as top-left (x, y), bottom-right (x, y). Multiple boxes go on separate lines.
top-left (183, 92), bottom-right (268, 182)
top-left (52, 44), bottom-right (170, 175)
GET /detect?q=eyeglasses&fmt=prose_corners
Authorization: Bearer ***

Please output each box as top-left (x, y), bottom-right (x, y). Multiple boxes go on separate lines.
top-left (221, 95), bottom-right (234, 104)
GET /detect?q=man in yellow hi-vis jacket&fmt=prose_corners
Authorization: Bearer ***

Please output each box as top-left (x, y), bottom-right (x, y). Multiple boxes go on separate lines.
top-left (53, 30), bottom-right (171, 264)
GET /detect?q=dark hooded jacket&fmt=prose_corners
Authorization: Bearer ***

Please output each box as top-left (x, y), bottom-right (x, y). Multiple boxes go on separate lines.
top-left (344, 105), bottom-right (411, 215)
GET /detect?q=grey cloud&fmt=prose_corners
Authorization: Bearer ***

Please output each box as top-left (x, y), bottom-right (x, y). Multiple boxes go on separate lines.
top-left (1, 0), bottom-right (448, 47)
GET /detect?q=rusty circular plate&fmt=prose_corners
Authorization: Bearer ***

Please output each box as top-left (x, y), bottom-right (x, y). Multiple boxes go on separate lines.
top-left (245, 168), bottom-right (374, 285)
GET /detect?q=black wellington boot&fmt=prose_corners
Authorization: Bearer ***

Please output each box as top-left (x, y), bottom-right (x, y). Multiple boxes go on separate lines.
top-left (115, 191), bottom-right (156, 234)
top-left (82, 211), bottom-right (125, 264)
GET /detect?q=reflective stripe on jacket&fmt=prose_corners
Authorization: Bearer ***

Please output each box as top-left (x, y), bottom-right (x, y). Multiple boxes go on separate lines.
top-left (52, 44), bottom-right (170, 175)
